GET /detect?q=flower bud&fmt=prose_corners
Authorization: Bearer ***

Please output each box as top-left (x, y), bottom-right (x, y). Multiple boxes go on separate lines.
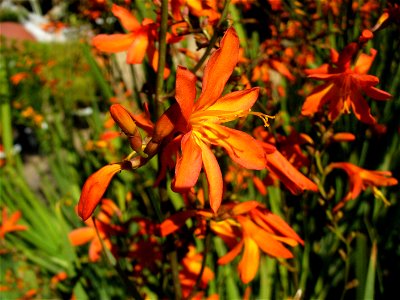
top-left (110, 104), bottom-right (138, 137)
top-left (110, 104), bottom-right (147, 157)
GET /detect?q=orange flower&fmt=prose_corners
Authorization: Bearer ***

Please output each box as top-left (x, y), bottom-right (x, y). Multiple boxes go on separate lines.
top-left (171, 0), bottom-right (220, 23)
top-left (168, 27), bottom-right (270, 213)
top-left (10, 72), bottom-right (29, 85)
top-left (0, 207), bottom-right (28, 239)
top-left (69, 199), bottom-right (123, 262)
top-left (253, 126), bottom-right (318, 194)
top-left (329, 162), bottom-right (398, 212)
top-left (179, 245), bottom-right (215, 298)
top-left (301, 43), bottom-right (391, 124)
top-left (160, 201), bottom-right (303, 283)
top-left (92, 4), bottom-right (172, 76)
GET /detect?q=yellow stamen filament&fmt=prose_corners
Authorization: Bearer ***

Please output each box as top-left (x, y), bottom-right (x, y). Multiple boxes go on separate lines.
top-left (248, 111), bottom-right (275, 127)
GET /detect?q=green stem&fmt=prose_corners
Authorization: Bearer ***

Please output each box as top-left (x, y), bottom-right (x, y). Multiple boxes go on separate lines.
top-left (168, 248), bottom-right (183, 300)
top-left (192, 0), bottom-right (231, 74)
top-left (93, 218), bottom-right (143, 300)
top-left (155, 0), bottom-right (169, 117)
top-left (0, 54), bottom-right (14, 163)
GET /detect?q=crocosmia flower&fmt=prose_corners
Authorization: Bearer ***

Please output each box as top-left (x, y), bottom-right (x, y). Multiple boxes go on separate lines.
top-left (168, 27), bottom-right (271, 213)
top-left (329, 162), bottom-right (398, 212)
top-left (302, 43), bottom-right (391, 124)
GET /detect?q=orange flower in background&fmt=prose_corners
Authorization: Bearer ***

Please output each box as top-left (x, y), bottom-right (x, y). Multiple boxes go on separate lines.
top-left (0, 207), bottom-right (28, 240)
top-left (69, 199), bottom-right (123, 262)
top-left (329, 162), bottom-right (398, 212)
top-left (170, 27), bottom-right (270, 213)
top-left (10, 72), bottom-right (29, 85)
top-left (92, 4), bottom-right (173, 76)
top-left (160, 201), bottom-right (303, 283)
top-left (179, 245), bottom-right (215, 299)
top-left (171, 0), bottom-right (220, 23)
top-left (302, 43), bottom-right (391, 124)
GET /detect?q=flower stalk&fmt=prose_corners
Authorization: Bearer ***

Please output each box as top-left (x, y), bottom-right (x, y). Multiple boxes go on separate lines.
top-left (155, 0), bottom-right (170, 117)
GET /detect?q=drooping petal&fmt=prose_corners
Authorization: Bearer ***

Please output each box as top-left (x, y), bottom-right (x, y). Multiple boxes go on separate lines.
top-left (266, 151), bottom-right (318, 194)
top-left (203, 124), bottom-right (266, 170)
top-left (92, 33), bottom-right (135, 53)
top-left (175, 66), bottom-right (197, 123)
top-left (255, 209), bottom-right (304, 245)
top-left (238, 235), bottom-right (260, 284)
top-left (111, 4), bottom-right (140, 32)
top-left (199, 141), bottom-right (223, 213)
top-left (301, 83), bottom-right (335, 117)
top-left (68, 227), bottom-right (96, 246)
top-left (364, 86), bottom-right (391, 101)
top-left (218, 240), bottom-right (244, 265)
top-left (207, 87), bottom-right (260, 113)
top-left (350, 90), bottom-right (376, 124)
top-left (173, 133), bottom-right (202, 191)
top-left (78, 163), bottom-right (124, 221)
top-left (238, 216), bottom-right (293, 259)
top-left (270, 59), bottom-right (295, 81)
top-left (195, 27), bottom-right (240, 111)
top-left (126, 29), bottom-right (149, 64)
top-left (159, 210), bottom-right (196, 236)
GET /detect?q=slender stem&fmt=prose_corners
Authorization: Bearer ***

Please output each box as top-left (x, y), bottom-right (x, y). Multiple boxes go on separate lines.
top-left (155, 0), bottom-right (169, 117)
top-left (186, 226), bottom-right (212, 300)
top-left (191, 0), bottom-right (231, 73)
top-left (0, 54), bottom-right (14, 164)
top-left (168, 247), bottom-right (183, 300)
top-left (92, 218), bottom-right (143, 300)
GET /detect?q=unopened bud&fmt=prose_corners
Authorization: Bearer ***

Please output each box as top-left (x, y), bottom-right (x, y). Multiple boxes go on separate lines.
top-left (110, 104), bottom-right (138, 137)
top-left (110, 104), bottom-right (147, 157)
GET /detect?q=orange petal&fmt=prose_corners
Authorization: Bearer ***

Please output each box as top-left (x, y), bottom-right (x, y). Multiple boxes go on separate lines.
top-left (331, 132), bottom-right (356, 142)
top-left (270, 59), bottom-right (295, 81)
top-left (350, 91), bottom-right (376, 124)
top-left (195, 27), bottom-right (239, 110)
top-left (173, 133), bottom-right (202, 191)
top-left (204, 124), bottom-right (266, 170)
top-left (175, 66), bottom-right (197, 123)
top-left (257, 210), bottom-right (304, 245)
top-left (238, 236), bottom-right (260, 284)
top-left (159, 211), bottom-right (196, 236)
top-left (92, 33), bottom-right (135, 53)
top-left (111, 4), bottom-right (140, 32)
top-left (78, 163), bottom-right (124, 221)
top-left (239, 217), bottom-right (293, 258)
top-left (364, 86), bottom-right (391, 101)
top-left (354, 49), bottom-right (376, 74)
top-left (308, 73), bottom-right (341, 80)
top-left (88, 237), bottom-right (104, 262)
top-left (301, 83), bottom-right (335, 117)
top-left (207, 87), bottom-right (260, 112)
top-left (126, 29), bottom-right (148, 64)
top-left (68, 227), bottom-right (96, 246)
top-left (199, 141), bottom-right (223, 213)
top-left (231, 201), bottom-right (259, 216)
top-left (218, 240), bottom-right (243, 265)
top-left (266, 151), bottom-right (318, 194)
